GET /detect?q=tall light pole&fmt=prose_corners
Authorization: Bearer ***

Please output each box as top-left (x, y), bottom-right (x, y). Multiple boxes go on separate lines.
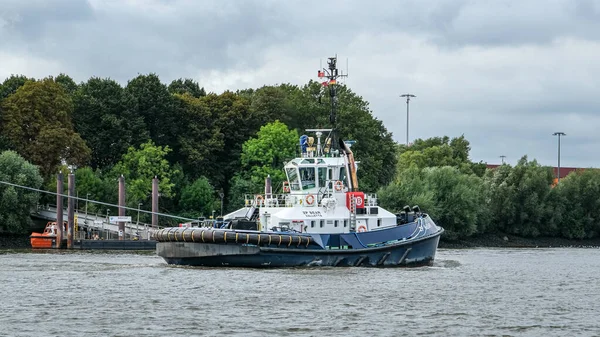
top-left (105, 209), bottom-right (110, 240)
top-left (137, 202), bottom-right (142, 234)
top-left (553, 132), bottom-right (566, 183)
top-left (85, 193), bottom-right (90, 223)
top-left (499, 155), bottom-right (506, 164)
top-left (400, 94), bottom-right (416, 146)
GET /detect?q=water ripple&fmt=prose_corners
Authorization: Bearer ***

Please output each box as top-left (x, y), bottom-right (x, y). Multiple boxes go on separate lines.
top-left (1, 248), bottom-right (599, 336)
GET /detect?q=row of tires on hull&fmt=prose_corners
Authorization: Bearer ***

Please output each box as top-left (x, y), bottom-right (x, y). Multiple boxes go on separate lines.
top-left (153, 228), bottom-right (313, 248)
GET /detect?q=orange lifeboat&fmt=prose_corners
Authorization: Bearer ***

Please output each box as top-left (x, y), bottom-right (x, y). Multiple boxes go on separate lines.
top-left (29, 221), bottom-right (66, 249)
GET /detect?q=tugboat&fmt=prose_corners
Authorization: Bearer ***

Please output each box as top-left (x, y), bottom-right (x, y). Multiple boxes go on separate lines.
top-left (30, 221), bottom-right (66, 249)
top-left (154, 56), bottom-right (444, 267)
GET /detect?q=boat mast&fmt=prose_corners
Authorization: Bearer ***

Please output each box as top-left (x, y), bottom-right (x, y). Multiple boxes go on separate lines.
top-left (318, 56), bottom-right (347, 150)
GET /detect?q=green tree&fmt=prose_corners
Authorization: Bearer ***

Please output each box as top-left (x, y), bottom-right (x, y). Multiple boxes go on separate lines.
top-left (0, 151), bottom-right (43, 233)
top-left (110, 140), bottom-right (177, 207)
top-left (379, 166), bottom-right (486, 240)
top-left (179, 177), bottom-right (218, 218)
top-left (125, 74), bottom-right (175, 148)
top-left (0, 78), bottom-right (91, 177)
top-left (170, 93), bottom-right (223, 180)
top-left (0, 75), bottom-right (34, 99)
top-left (240, 120), bottom-right (298, 186)
top-left (395, 135), bottom-right (478, 176)
top-left (72, 77), bottom-right (149, 169)
top-left (55, 73), bottom-right (78, 95)
top-left (168, 78), bottom-right (206, 98)
top-left (202, 91), bottom-right (255, 194)
top-left (548, 169), bottom-right (600, 239)
top-left (484, 156), bottom-right (554, 237)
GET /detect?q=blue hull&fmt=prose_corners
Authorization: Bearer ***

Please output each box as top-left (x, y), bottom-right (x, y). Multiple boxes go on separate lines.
top-left (157, 230), bottom-right (442, 268)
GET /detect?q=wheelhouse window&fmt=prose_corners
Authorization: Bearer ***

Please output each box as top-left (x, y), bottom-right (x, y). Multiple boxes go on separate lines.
top-left (318, 167), bottom-right (327, 189)
top-left (299, 167), bottom-right (316, 190)
top-left (286, 168), bottom-right (301, 191)
top-left (339, 166), bottom-right (347, 187)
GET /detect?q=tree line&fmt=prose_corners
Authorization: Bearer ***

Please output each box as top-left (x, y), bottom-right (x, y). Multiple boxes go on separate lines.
top-left (0, 73), bottom-right (395, 232)
top-left (0, 73), bottom-right (598, 240)
top-left (379, 137), bottom-right (600, 240)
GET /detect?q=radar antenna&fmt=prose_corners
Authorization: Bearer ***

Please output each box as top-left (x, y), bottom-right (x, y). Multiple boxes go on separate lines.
top-left (317, 55), bottom-right (348, 150)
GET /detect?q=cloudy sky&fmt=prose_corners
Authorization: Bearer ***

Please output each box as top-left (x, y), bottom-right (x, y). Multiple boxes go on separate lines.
top-left (1, 0), bottom-right (599, 168)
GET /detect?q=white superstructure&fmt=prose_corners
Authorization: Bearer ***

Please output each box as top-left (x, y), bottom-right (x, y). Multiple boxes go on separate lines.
top-left (224, 129), bottom-right (397, 234)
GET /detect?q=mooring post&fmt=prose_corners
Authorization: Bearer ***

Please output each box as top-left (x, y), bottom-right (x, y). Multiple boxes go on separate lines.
top-left (56, 172), bottom-right (64, 249)
top-left (152, 176), bottom-right (159, 230)
top-left (118, 175), bottom-right (126, 240)
top-left (67, 173), bottom-right (75, 249)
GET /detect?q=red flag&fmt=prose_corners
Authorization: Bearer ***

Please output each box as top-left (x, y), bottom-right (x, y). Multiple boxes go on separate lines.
top-left (321, 81), bottom-right (329, 86)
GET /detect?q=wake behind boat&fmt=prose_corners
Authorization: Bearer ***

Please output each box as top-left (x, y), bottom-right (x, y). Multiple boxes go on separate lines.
top-left (154, 56), bottom-right (443, 267)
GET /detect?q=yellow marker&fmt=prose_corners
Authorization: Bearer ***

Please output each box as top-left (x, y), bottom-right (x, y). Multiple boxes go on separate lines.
top-left (246, 234), bottom-right (250, 244)
top-left (268, 235), bottom-right (272, 246)
top-left (235, 232), bottom-right (239, 243)
top-left (201, 230), bottom-right (205, 243)
top-left (288, 236), bottom-right (293, 247)
top-left (224, 232), bottom-right (227, 243)
top-left (191, 230), bottom-right (195, 242)
top-left (257, 234), bottom-right (261, 246)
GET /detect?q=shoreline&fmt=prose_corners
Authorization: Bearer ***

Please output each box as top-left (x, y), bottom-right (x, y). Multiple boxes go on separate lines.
top-left (3, 233), bottom-right (600, 251)
top-left (439, 232), bottom-right (600, 249)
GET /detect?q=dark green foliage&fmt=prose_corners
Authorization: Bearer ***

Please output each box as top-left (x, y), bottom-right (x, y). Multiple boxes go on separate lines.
top-left (0, 151), bottom-right (43, 233)
top-left (54, 74), bottom-right (78, 95)
top-left (379, 166), bottom-right (486, 240)
top-left (0, 78), bottom-right (91, 177)
top-left (73, 77), bottom-right (149, 169)
top-left (0, 75), bottom-right (34, 99)
top-left (170, 93), bottom-right (223, 180)
top-left (125, 74), bottom-right (175, 149)
top-left (4, 70), bottom-right (599, 241)
top-left (484, 156), bottom-right (554, 237)
top-left (168, 78), bottom-right (206, 98)
top-left (547, 169), bottom-right (600, 239)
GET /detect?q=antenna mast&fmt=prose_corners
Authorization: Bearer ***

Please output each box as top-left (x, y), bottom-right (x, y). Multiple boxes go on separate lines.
top-left (317, 55), bottom-right (347, 149)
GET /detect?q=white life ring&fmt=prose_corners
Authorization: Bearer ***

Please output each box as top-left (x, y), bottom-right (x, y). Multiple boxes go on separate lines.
top-left (357, 225), bottom-right (367, 232)
top-left (305, 194), bottom-right (315, 205)
top-left (334, 180), bottom-right (343, 191)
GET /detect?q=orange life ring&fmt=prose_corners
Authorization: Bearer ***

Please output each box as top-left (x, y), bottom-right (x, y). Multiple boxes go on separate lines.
top-left (357, 225), bottom-right (367, 232)
top-left (305, 194), bottom-right (315, 205)
top-left (334, 180), bottom-right (343, 191)
top-left (283, 181), bottom-right (290, 193)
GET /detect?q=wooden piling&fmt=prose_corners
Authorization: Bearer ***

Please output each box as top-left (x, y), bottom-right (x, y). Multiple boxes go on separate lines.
top-left (118, 175), bottom-right (125, 240)
top-left (56, 172), bottom-right (63, 249)
top-left (152, 176), bottom-right (159, 229)
top-left (67, 173), bottom-right (75, 249)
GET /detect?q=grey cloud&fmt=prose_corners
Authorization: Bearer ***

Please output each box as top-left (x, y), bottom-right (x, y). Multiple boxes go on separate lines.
top-left (1, 0), bottom-right (599, 168)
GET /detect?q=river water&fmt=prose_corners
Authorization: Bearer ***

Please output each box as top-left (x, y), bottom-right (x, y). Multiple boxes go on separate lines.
top-left (1, 248), bottom-right (599, 337)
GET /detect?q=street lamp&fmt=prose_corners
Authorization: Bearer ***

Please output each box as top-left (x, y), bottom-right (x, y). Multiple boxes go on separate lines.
top-left (84, 193), bottom-right (90, 224)
top-left (137, 202), bottom-right (142, 234)
top-left (105, 209), bottom-right (110, 240)
top-left (553, 132), bottom-right (566, 183)
top-left (499, 155), bottom-right (506, 164)
top-left (400, 94), bottom-right (416, 146)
